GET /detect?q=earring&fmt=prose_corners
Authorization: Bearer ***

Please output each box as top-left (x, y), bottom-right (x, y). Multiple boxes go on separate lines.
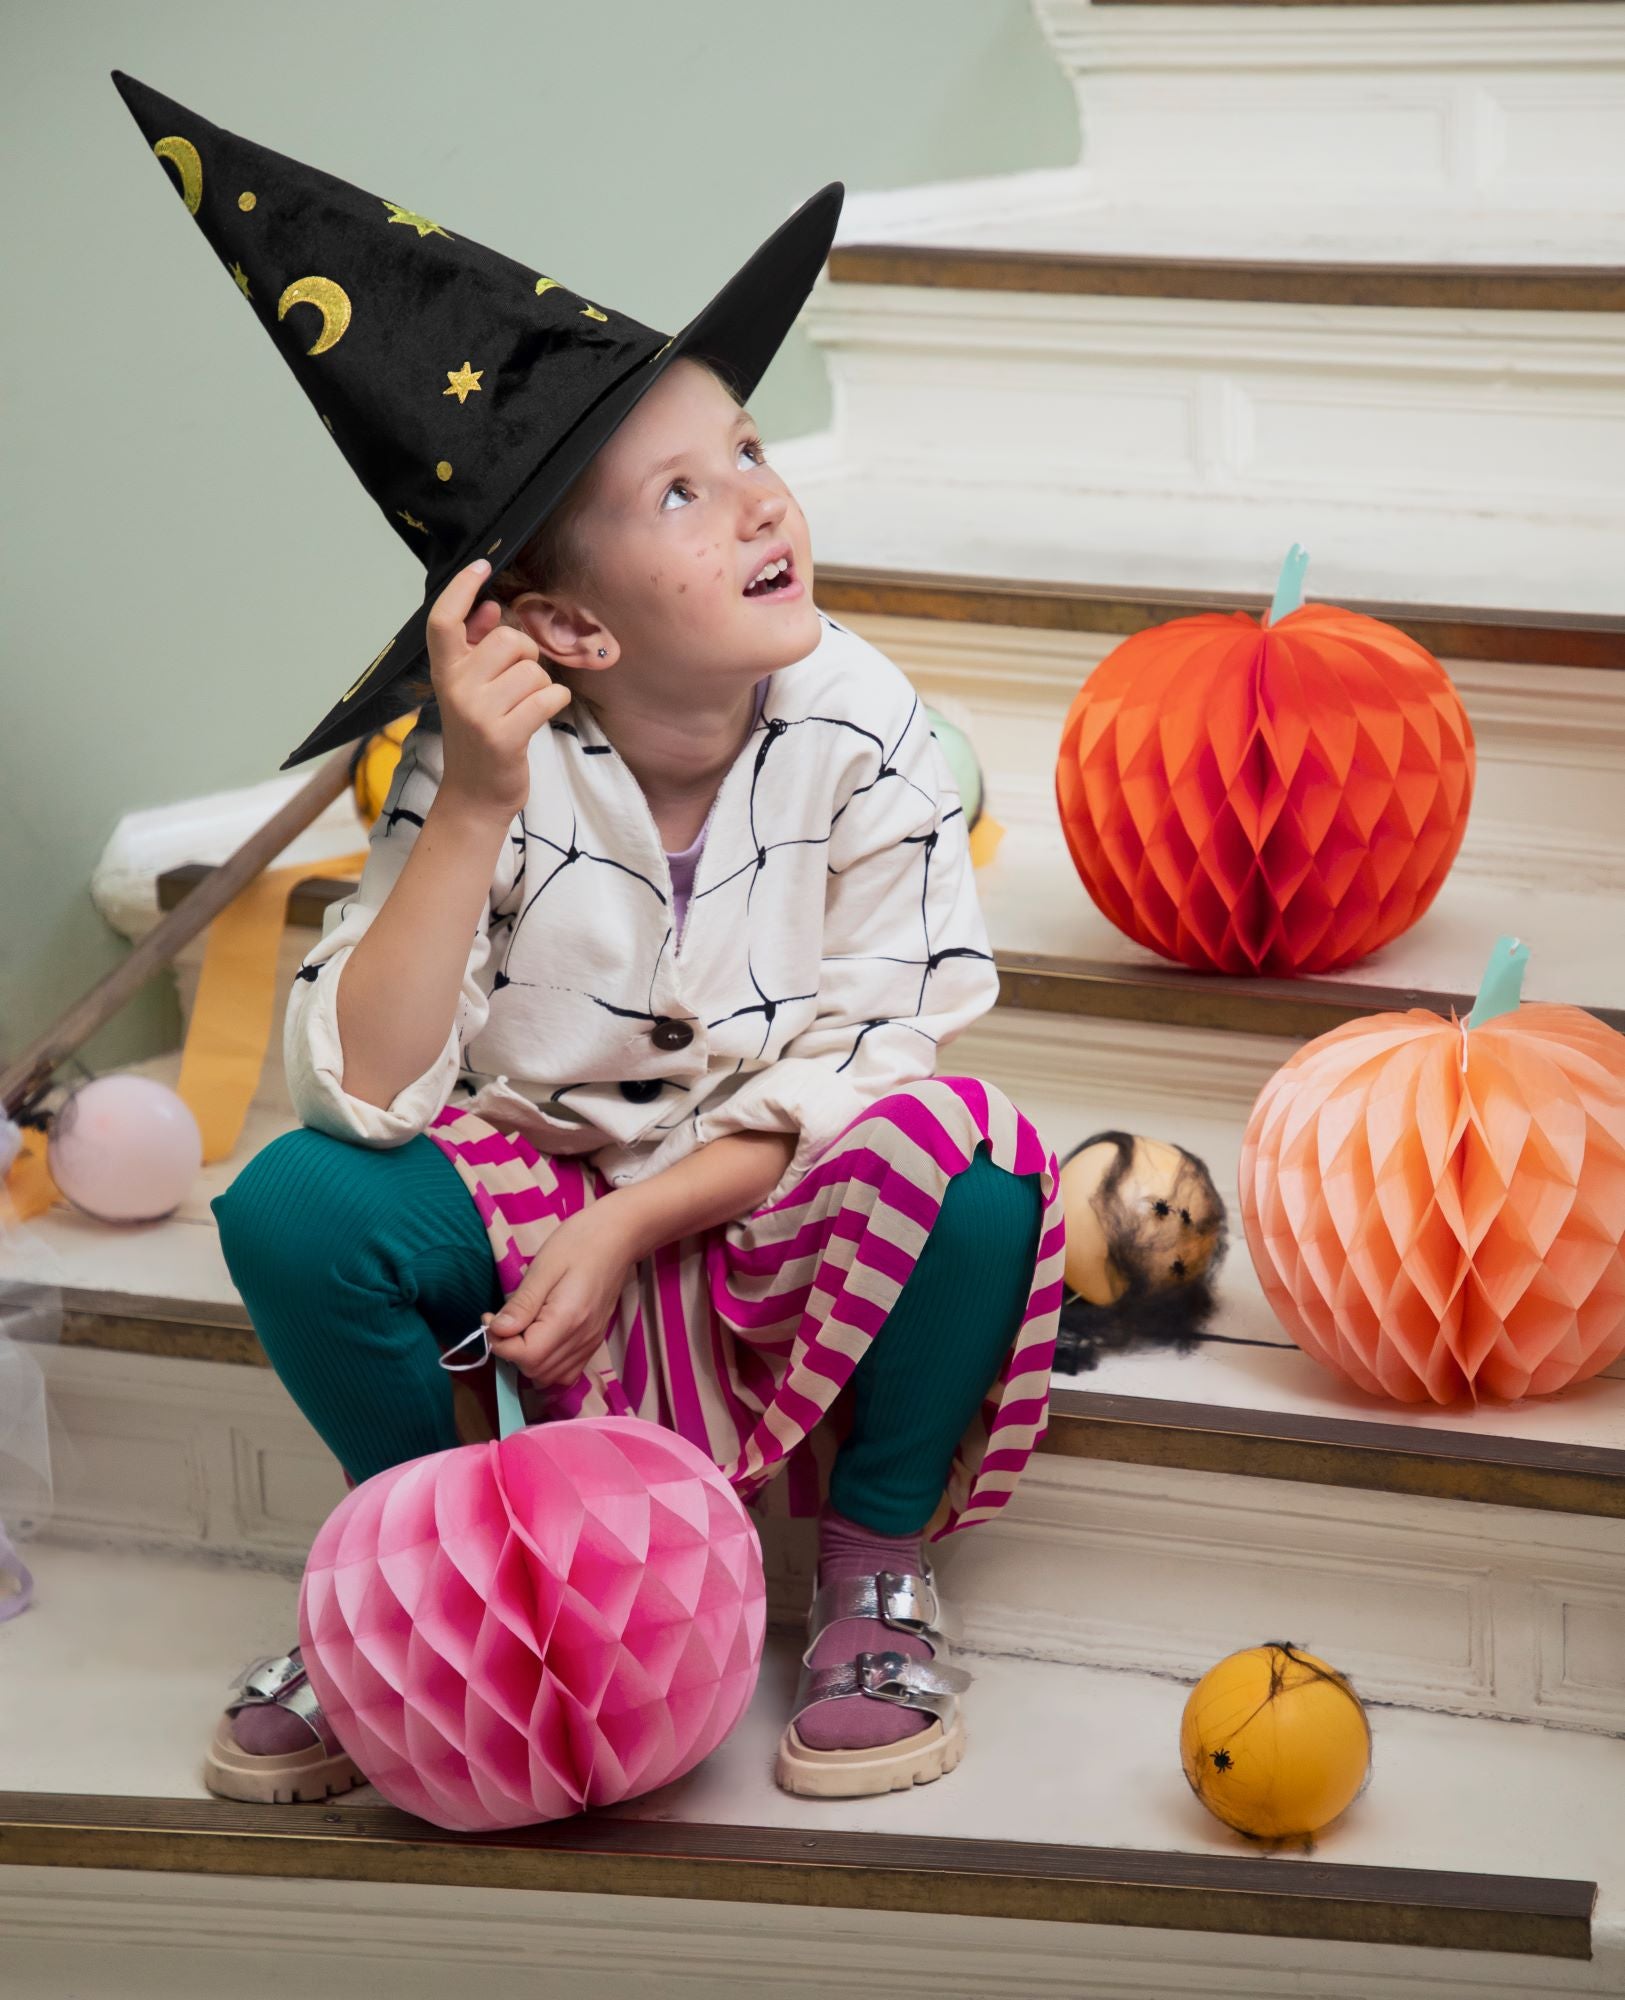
top-left (597, 647), bottom-right (606, 657)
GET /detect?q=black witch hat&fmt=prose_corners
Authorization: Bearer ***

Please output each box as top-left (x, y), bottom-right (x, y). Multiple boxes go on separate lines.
top-left (110, 70), bottom-right (843, 771)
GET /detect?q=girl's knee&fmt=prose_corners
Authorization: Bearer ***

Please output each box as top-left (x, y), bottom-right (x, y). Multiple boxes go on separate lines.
top-left (931, 1144), bottom-right (1042, 1261)
top-left (211, 1126), bottom-right (384, 1275)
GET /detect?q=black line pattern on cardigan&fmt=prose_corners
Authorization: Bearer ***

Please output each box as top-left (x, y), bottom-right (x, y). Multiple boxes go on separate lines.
top-left (300, 616), bottom-right (991, 1134)
top-left (492, 800), bottom-right (670, 997)
top-left (294, 752), bottom-right (428, 981)
top-left (821, 806), bottom-right (993, 1019)
top-left (681, 688), bottom-right (949, 1076)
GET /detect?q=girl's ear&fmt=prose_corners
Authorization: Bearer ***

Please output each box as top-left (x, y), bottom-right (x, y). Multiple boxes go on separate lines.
top-left (508, 590), bottom-right (616, 672)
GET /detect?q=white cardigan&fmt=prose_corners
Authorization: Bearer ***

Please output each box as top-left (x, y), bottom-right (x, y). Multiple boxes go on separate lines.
top-left (284, 611), bottom-right (1000, 1210)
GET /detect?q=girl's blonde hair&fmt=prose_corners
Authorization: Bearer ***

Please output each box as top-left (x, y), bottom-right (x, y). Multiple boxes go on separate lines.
top-left (391, 356), bottom-right (742, 720)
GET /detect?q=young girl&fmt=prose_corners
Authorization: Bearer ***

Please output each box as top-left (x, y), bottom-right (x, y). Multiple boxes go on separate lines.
top-left (159, 142), bottom-right (1068, 1797)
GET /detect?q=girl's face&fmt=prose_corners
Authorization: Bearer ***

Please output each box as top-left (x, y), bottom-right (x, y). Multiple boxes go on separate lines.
top-left (519, 357), bottom-right (820, 694)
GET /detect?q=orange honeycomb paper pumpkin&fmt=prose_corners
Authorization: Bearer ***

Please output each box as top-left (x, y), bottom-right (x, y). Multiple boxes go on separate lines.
top-left (1240, 942), bottom-right (1625, 1404)
top-left (1055, 548), bottom-right (1475, 975)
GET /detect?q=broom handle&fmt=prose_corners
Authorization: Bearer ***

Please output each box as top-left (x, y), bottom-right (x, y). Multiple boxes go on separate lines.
top-left (1, 745), bottom-right (358, 1119)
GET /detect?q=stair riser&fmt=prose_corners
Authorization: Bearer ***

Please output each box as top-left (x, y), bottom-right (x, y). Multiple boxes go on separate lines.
top-left (32, 1341), bottom-right (828, 1602)
top-left (956, 1456), bottom-right (1625, 1739)
top-left (31, 1344), bottom-right (1622, 1735)
top-left (848, 611), bottom-right (1625, 898)
top-left (1035, 0), bottom-right (1625, 214)
top-left (795, 286), bottom-right (1625, 598)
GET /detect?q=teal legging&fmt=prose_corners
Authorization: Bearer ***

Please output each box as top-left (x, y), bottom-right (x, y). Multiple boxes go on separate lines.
top-left (211, 1128), bottom-right (1043, 1534)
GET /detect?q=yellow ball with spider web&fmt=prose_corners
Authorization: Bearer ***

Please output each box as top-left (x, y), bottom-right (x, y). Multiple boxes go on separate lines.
top-left (350, 710), bottom-right (421, 830)
top-left (1180, 1642), bottom-right (1371, 1841)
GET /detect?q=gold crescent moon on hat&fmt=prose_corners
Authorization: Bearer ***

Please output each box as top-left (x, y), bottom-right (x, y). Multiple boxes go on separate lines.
top-left (278, 275), bottom-right (352, 356)
top-left (152, 134), bottom-right (203, 214)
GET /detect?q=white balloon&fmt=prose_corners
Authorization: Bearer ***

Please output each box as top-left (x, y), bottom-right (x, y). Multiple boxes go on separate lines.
top-left (47, 1075), bottom-right (203, 1224)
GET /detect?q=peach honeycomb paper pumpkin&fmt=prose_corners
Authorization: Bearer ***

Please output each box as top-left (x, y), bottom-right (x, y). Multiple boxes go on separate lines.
top-left (1054, 547), bottom-right (1475, 975)
top-left (298, 1390), bottom-right (765, 1833)
top-left (1239, 941), bottom-right (1625, 1404)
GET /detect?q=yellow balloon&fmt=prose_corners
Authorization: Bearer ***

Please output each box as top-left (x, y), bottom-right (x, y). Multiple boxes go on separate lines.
top-left (351, 711), bottom-right (419, 829)
top-left (1180, 1643), bottom-right (1371, 1841)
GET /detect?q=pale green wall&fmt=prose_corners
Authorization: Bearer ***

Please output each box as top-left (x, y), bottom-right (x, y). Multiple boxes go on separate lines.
top-left (0, 1), bottom-right (1074, 1078)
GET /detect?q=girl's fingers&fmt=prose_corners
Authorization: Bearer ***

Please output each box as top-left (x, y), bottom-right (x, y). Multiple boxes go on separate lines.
top-left (464, 599), bottom-right (504, 646)
top-left (425, 558), bottom-right (492, 672)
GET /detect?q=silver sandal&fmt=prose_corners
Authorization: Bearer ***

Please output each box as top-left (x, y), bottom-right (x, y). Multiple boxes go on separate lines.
top-left (202, 1645), bottom-right (364, 1805)
top-left (774, 1562), bottom-right (974, 1798)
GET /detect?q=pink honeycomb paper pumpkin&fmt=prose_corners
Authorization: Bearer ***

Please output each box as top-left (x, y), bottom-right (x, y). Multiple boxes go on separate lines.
top-left (298, 1411), bottom-right (765, 1831)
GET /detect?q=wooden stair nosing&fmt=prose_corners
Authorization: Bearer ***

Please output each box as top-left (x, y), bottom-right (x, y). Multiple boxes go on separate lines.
top-left (0, 1793), bottom-right (1596, 1958)
top-left (994, 955), bottom-right (1625, 1040)
top-left (54, 1293), bottom-right (1625, 1518)
top-left (828, 243), bottom-right (1625, 315)
top-left (1047, 1385), bottom-right (1625, 1518)
top-left (61, 1296), bottom-right (261, 1368)
top-left (147, 868), bottom-right (1625, 1040)
top-left (816, 565), bottom-right (1625, 670)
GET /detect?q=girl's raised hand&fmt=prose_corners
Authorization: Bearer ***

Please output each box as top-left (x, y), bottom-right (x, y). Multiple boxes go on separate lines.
top-left (428, 558), bottom-right (572, 825)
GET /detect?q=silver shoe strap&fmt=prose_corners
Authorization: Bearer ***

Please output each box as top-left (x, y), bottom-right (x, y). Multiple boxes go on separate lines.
top-left (791, 1650), bottom-right (974, 1728)
top-left (802, 1566), bottom-right (962, 1666)
top-left (223, 1649), bottom-right (324, 1737)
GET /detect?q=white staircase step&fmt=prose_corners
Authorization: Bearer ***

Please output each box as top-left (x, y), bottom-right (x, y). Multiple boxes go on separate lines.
top-left (974, 818), bottom-right (1625, 1020)
top-left (784, 458), bottom-right (1624, 618)
top-left (854, 188), bottom-right (1625, 270)
top-left (1, 1538), bottom-right (1620, 1998)
top-left (786, 93), bottom-right (1625, 620)
top-left (773, 290), bottom-right (1625, 616)
top-left (11, 1040), bottom-right (1622, 1733)
top-left (1029, 0), bottom-right (1625, 220)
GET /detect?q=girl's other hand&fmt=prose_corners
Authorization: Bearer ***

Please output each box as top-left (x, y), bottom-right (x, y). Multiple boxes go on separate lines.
top-left (481, 1203), bottom-right (635, 1390)
top-left (429, 559), bottom-right (572, 825)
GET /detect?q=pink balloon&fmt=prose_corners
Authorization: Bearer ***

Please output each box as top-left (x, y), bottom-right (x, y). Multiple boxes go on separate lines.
top-left (47, 1074), bottom-right (203, 1223)
top-left (298, 1414), bottom-right (765, 1831)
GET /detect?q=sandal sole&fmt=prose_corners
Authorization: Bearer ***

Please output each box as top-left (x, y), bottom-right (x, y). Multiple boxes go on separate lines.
top-left (202, 1714), bottom-right (365, 1806)
top-left (774, 1708), bottom-right (966, 1798)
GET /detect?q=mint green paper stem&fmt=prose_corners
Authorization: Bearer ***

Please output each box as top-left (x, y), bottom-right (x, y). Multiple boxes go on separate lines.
top-left (1268, 543), bottom-right (1310, 624)
top-left (1465, 935), bottom-right (1530, 1029)
top-left (494, 1356), bottom-right (527, 1437)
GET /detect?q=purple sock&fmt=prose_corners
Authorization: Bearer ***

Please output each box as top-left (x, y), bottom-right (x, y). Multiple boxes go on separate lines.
top-left (793, 1501), bottom-right (939, 1752)
top-left (231, 1697), bottom-right (315, 1755)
